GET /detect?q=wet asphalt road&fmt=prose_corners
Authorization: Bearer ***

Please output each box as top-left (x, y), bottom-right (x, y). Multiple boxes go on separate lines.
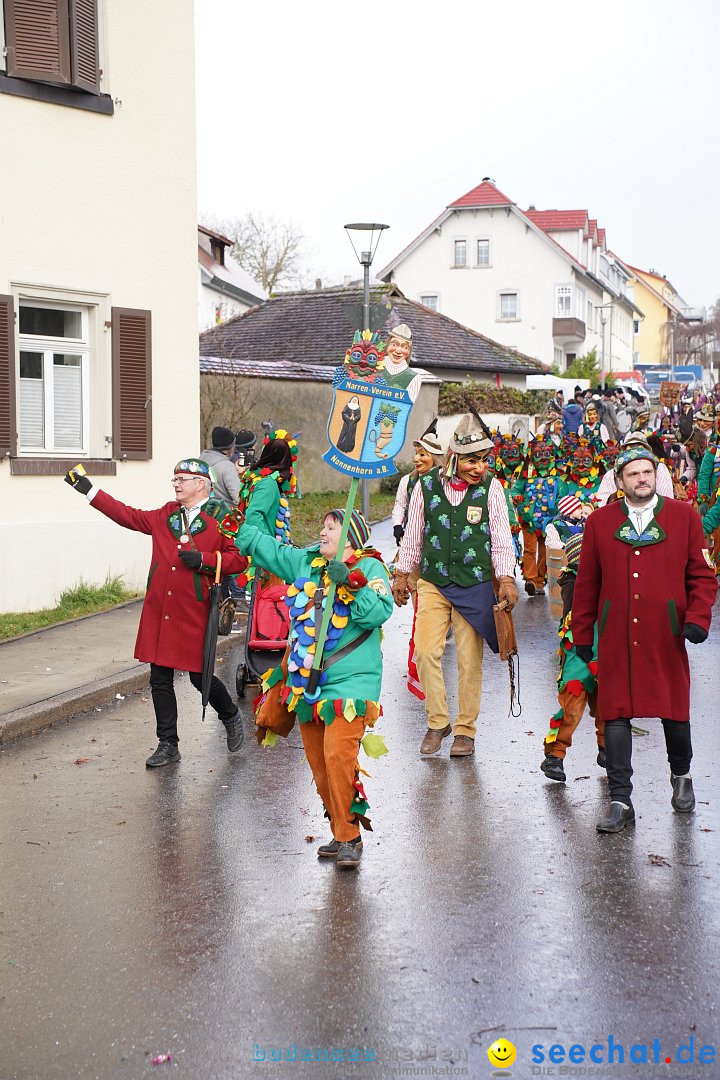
top-left (2, 523), bottom-right (720, 1080)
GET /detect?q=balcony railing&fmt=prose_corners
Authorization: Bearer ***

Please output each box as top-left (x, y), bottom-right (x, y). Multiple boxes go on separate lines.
top-left (553, 317), bottom-right (586, 343)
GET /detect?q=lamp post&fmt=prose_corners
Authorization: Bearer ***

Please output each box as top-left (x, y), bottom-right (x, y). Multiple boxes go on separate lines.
top-left (596, 300), bottom-right (615, 390)
top-left (344, 222), bottom-right (389, 518)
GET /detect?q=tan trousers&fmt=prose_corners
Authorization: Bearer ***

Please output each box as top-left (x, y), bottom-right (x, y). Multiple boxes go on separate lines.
top-left (300, 714), bottom-right (366, 842)
top-left (522, 527), bottom-right (547, 588)
top-left (414, 578), bottom-right (484, 738)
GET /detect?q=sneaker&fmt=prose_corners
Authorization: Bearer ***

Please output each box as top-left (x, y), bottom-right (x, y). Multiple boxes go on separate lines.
top-left (540, 754), bottom-right (566, 782)
top-left (670, 774), bottom-right (695, 813)
top-left (535, 587), bottom-right (546, 596)
top-left (336, 838), bottom-right (363, 869)
top-left (318, 836), bottom-right (363, 860)
top-left (223, 710), bottom-right (244, 752)
top-left (145, 740), bottom-right (181, 768)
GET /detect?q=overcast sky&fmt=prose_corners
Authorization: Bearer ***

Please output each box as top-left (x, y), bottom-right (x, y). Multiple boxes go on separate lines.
top-left (195, 0), bottom-right (719, 309)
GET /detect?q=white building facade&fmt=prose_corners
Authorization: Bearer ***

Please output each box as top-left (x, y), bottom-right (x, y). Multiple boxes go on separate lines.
top-left (198, 225), bottom-right (265, 332)
top-left (0, 0), bottom-right (199, 611)
top-left (379, 181), bottom-right (640, 376)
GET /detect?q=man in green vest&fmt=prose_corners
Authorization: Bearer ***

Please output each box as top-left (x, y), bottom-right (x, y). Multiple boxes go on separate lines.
top-left (381, 323), bottom-right (424, 402)
top-left (392, 414), bottom-right (518, 756)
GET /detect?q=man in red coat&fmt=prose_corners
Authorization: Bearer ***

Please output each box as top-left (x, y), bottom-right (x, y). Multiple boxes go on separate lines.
top-left (572, 446), bottom-right (717, 833)
top-left (65, 458), bottom-right (249, 767)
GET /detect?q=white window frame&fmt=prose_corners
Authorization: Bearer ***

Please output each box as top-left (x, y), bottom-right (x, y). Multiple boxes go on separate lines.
top-left (12, 282), bottom-right (111, 459)
top-left (498, 291), bottom-right (519, 320)
top-left (453, 239), bottom-right (467, 268)
top-left (476, 238), bottom-right (490, 267)
top-left (555, 285), bottom-right (572, 318)
top-left (420, 294), bottom-right (439, 312)
top-left (18, 300), bottom-right (90, 455)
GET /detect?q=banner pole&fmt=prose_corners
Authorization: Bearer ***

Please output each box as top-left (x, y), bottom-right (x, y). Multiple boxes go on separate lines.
top-left (305, 476), bottom-right (359, 696)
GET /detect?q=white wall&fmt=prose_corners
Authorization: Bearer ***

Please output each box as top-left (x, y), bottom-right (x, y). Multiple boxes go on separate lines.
top-left (0, 0), bottom-right (199, 611)
top-left (389, 206), bottom-right (604, 367)
top-left (198, 278), bottom-right (254, 332)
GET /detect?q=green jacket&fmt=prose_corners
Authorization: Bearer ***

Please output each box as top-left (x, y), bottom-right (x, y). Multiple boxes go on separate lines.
top-left (238, 527), bottom-right (393, 713)
top-left (244, 474), bottom-right (282, 537)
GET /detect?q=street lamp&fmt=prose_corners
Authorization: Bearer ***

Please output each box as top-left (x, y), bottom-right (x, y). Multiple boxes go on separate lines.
top-left (596, 301), bottom-right (615, 390)
top-left (344, 222), bottom-right (390, 517)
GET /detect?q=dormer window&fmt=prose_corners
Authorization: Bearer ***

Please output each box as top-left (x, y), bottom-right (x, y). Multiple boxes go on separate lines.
top-left (210, 239), bottom-right (225, 266)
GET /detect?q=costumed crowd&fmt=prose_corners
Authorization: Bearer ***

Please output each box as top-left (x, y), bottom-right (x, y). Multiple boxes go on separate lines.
top-left (64, 330), bottom-right (720, 862)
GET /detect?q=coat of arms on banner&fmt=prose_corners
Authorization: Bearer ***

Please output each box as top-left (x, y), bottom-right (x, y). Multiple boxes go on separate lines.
top-left (323, 330), bottom-right (413, 479)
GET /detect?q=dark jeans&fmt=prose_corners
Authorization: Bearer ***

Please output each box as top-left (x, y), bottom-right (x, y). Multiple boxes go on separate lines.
top-left (605, 717), bottom-right (693, 804)
top-left (149, 664), bottom-right (237, 745)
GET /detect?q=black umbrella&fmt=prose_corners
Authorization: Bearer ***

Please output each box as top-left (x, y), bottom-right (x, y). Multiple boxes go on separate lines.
top-left (201, 553), bottom-right (223, 719)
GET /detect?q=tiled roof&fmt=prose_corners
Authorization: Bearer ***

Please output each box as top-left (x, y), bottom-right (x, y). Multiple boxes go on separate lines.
top-left (199, 284), bottom-right (546, 376)
top-left (448, 180), bottom-right (515, 209)
top-left (524, 209), bottom-right (588, 231)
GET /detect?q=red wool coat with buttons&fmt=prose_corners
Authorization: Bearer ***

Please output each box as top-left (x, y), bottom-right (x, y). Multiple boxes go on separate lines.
top-left (572, 497), bottom-right (717, 722)
top-left (90, 490), bottom-right (248, 672)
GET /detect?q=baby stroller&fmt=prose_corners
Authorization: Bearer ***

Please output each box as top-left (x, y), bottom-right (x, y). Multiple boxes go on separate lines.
top-left (236, 574), bottom-right (291, 697)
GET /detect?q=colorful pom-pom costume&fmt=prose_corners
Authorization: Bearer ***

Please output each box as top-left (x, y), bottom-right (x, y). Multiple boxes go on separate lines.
top-left (236, 522), bottom-right (393, 841)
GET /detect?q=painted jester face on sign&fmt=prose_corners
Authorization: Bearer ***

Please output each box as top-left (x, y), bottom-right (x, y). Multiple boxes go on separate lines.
top-left (347, 341), bottom-right (382, 379)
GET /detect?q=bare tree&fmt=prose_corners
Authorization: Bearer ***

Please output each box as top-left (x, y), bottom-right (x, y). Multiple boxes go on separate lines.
top-left (199, 355), bottom-right (259, 448)
top-left (204, 212), bottom-right (307, 294)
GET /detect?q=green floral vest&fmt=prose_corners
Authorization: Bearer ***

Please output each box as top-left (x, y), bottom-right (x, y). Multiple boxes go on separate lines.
top-left (420, 472), bottom-right (493, 587)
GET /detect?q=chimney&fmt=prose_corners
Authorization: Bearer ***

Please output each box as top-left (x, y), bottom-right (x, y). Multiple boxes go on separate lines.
top-left (528, 204), bottom-right (536, 211)
top-left (343, 275), bottom-right (352, 287)
top-left (315, 278), bottom-right (322, 290)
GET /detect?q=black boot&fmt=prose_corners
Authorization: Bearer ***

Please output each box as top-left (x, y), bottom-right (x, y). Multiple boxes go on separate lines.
top-left (596, 801), bottom-right (635, 833)
top-left (145, 740), bottom-right (181, 768)
top-left (540, 754), bottom-right (566, 782)
top-left (223, 709), bottom-right (244, 752)
top-left (671, 774), bottom-right (695, 812)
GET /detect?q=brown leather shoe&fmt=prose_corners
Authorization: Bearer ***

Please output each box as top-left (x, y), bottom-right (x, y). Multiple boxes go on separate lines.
top-left (450, 735), bottom-right (475, 757)
top-left (420, 724), bottom-right (452, 755)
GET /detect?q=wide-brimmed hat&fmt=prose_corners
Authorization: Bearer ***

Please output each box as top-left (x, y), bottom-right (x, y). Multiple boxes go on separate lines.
top-left (448, 413), bottom-right (494, 456)
top-left (414, 417), bottom-right (445, 458)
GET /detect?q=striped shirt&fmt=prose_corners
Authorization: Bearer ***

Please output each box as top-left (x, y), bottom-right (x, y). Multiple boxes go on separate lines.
top-left (397, 475), bottom-right (516, 579)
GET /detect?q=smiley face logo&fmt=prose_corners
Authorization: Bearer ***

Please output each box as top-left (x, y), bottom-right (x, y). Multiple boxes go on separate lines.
top-left (487, 1039), bottom-right (516, 1069)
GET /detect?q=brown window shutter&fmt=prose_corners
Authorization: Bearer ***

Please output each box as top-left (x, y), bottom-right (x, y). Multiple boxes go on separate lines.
top-left (112, 308), bottom-right (152, 461)
top-left (5, 0), bottom-right (72, 86)
top-left (69, 0), bottom-right (99, 92)
top-left (0, 296), bottom-right (18, 457)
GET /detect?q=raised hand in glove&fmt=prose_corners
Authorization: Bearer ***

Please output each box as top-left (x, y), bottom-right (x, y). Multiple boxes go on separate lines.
top-left (326, 559), bottom-right (350, 584)
top-left (393, 524), bottom-right (405, 544)
top-left (497, 576), bottom-right (518, 611)
top-left (178, 550), bottom-right (202, 570)
top-left (575, 643), bottom-right (594, 664)
top-left (64, 469), bottom-right (91, 495)
top-left (392, 570), bottom-right (411, 607)
top-left (682, 622), bottom-right (708, 644)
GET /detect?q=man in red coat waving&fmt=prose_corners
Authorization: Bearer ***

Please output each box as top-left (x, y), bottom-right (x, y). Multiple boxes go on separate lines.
top-left (65, 458), bottom-right (249, 767)
top-left (572, 446), bottom-right (717, 833)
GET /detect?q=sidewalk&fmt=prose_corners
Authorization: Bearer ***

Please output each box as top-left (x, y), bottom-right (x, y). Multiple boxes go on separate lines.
top-left (0, 600), bottom-right (243, 744)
